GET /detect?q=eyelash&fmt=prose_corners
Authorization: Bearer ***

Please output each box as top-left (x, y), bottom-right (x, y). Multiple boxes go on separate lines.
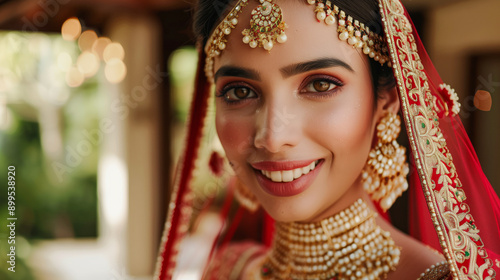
top-left (216, 75), bottom-right (344, 104)
top-left (216, 82), bottom-right (258, 105)
top-left (300, 75), bottom-right (344, 98)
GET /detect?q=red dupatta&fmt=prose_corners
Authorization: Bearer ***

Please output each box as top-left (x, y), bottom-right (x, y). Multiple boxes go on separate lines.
top-left (379, 0), bottom-right (500, 278)
top-left (154, 1), bottom-right (500, 279)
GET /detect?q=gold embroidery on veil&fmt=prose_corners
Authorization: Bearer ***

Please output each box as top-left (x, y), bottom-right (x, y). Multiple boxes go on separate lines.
top-left (378, 0), bottom-right (495, 279)
top-left (154, 1), bottom-right (498, 279)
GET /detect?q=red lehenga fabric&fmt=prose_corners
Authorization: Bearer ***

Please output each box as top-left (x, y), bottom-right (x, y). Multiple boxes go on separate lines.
top-left (154, 0), bottom-right (500, 279)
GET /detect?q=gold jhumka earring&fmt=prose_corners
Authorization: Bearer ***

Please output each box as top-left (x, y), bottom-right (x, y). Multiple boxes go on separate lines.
top-left (211, 153), bottom-right (260, 212)
top-left (362, 113), bottom-right (409, 212)
top-left (157, 0), bottom-right (500, 278)
top-left (234, 178), bottom-right (260, 212)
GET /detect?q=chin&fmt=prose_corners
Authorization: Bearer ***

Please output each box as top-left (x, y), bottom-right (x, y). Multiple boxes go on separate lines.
top-left (257, 194), bottom-right (324, 223)
top-left (264, 208), bottom-right (310, 223)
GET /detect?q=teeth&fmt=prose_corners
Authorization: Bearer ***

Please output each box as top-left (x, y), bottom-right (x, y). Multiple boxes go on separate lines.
top-left (282, 170), bottom-right (294, 182)
top-left (293, 168), bottom-right (302, 179)
top-left (260, 160), bottom-right (320, 183)
top-left (271, 170), bottom-right (282, 182)
top-left (302, 166), bottom-right (310, 175)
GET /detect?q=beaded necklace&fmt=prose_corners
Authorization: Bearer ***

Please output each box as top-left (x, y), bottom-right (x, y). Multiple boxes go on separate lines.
top-left (256, 199), bottom-right (401, 280)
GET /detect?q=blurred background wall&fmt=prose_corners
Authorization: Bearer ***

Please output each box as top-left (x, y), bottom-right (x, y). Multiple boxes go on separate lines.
top-left (0, 0), bottom-right (498, 279)
top-left (428, 0), bottom-right (500, 192)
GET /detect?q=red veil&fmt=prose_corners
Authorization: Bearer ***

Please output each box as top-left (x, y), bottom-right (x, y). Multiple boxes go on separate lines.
top-left (379, 2), bottom-right (500, 279)
top-left (154, 0), bottom-right (500, 279)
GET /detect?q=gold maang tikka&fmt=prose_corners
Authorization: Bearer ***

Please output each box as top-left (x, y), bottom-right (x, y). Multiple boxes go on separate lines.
top-left (242, 0), bottom-right (288, 51)
top-left (204, 0), bottom-right (287, 82)
top-left (204, 0), bottom-right (391, 83)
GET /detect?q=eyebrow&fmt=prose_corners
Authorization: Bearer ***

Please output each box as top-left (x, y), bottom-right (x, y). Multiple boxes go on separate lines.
top-left (280, 58), bottom-right (354, 78)
top-left (214, 66), bottom-right (261, 82)
top-left (214, 57), bottom-right (354, 82)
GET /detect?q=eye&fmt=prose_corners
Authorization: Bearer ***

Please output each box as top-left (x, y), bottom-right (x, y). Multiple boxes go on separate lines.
top-left (313, 80), bottom-right (334, 92)
top-left (218, 85), bottom-right (257, 103)
top-left (303, 79), bottom-right (339, 93)
top-left (299, 75), bottom-right (344, 99)
top-left (232, 87), bottom-right (253, 99)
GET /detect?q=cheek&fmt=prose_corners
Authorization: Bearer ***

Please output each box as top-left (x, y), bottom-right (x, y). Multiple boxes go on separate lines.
top-left (310, 90), bottom-right (375, 161)
top-left (215, 110), bottom-right (255, 165)
top-left (329, 106), bottom-right (373, 147)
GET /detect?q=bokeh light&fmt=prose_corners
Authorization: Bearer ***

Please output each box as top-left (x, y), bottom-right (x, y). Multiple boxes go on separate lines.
top-left (77, 51), bottom-right (99, 78)
top-left (474, 90), bottom-right (492, 111)
top-left (65, 66), bottom-right (85, 87)
top-left (103, 42), bottom-right (125, 62)
top-left (92, 37), bottom-right (111, 60)
top-left (78, 30), bottom-right (98, 52)
top-left (61, 18), bottom-right (82, 41)
top-left (57, 52), bottom-right (72, 72)
top-left (105, 58), bottom-right (127, 84)
top-left (58, 21), bottom-right (129, 87)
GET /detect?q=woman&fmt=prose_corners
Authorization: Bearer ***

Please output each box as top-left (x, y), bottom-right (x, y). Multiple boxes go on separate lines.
top-left (155, 0), bottom-right (500, 279)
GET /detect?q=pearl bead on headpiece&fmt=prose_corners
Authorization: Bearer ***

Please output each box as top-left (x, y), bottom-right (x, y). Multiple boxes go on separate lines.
top-left (203, 0), bottom-right (391, 82)
top-left (308, 0), bottom-right (391, 66)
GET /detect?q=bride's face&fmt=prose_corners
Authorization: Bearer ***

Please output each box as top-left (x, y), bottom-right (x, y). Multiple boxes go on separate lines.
top-left (213, 1), bottom-right (390, 222)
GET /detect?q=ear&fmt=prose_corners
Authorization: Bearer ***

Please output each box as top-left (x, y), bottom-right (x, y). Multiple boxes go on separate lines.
top-left (375, 86), bottom-right (400, 120)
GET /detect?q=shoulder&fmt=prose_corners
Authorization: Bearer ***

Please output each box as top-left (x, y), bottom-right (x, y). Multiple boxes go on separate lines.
top-left (204, 241), bottom-right (267, 280)
top-left (391, 232), bottom-right (450, 279)
top-left (378, 218), bottom-right (449, 280)
top-left (416, 261), bottom-right (452, 280)
top-left (388, 238), bottom-right (448, 280)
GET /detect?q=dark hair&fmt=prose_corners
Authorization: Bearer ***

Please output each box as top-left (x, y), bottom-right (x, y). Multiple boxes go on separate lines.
top-left (193, 0), bottom-right (395, 95)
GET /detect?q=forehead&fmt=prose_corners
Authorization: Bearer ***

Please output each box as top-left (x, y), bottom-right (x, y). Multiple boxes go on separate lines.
top-left (213, 0), bottom-right (368, 74)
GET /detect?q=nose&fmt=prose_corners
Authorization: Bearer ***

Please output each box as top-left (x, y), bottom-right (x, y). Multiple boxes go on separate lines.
top-left (253, 102), bottom-right (298, 153)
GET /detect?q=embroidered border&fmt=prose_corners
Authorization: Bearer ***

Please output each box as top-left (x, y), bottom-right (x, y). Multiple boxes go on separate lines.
top-left (378, 1), bottom-right (495, 279)
top-left (154, 157), bottom-right (195, 280)
top-left (154, 53), bottom-right (212, 280)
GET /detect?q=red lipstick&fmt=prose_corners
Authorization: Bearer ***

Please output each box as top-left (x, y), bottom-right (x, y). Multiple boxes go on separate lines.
top-left (252, 159), bottom-right (323, 197)
top-left (251, 159), bottom-right (316, 171)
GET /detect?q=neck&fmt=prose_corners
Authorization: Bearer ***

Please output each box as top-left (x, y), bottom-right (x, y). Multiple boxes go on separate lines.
top-left (260, 199), bottom-right (400, 280)
top-left (306, 177), bottom-right (373, 223)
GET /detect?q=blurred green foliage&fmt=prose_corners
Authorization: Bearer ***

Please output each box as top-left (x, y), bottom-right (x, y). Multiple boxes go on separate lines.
top-left (0, 31), bottom-right (103, 279)
top-left (0, 119), bottom-right (98, 239)
top-left (169, 46), bottom-right (197, 122)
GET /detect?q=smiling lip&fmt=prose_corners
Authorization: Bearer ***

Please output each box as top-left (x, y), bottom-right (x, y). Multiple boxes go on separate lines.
top-left (251, 160), bottom-right (317, 171)
top-left (252, 159), bottom-right (323, 197)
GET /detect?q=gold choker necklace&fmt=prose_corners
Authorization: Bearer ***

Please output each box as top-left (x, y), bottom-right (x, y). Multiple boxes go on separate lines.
top-left (258, 199), bottom-right (401, 280)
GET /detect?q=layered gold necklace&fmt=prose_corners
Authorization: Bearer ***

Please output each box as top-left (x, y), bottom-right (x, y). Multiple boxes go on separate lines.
top-left (256, 199), bottom-right (401, 280)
